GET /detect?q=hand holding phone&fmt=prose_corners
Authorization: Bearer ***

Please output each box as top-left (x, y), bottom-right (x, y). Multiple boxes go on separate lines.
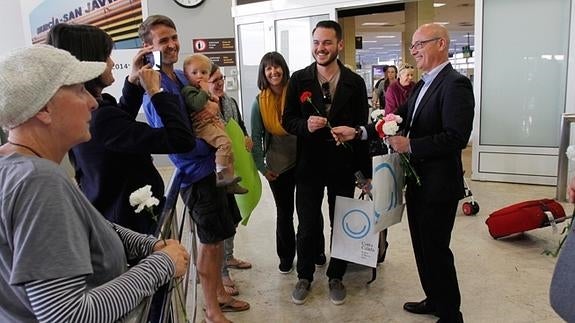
top-left (143, 51), bottom-right (162, 71)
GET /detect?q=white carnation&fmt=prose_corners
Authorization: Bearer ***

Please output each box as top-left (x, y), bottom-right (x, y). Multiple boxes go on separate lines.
top-left (382, 122), bottom-right (399, 136)
top-left (129, 185), bottom-right (159, 213)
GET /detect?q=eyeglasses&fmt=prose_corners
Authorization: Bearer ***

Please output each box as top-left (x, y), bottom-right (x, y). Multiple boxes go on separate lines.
top-left (321, 82), bottom-right (332, 104)
top-left (409, 37), bottom-right (440, 50)
top-left (208, 76), bottom-right (225, 84)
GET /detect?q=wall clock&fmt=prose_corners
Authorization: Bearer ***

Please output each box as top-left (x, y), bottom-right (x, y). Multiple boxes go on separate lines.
top-left (173, 0), bottom-right (205, 8)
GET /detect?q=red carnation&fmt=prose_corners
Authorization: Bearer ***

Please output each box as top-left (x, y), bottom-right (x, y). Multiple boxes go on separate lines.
top-left (300, 91), bottom-right (312, 103)
top-left (298, 90), bottom-right (349, 149)
top-left (375, 119), bottom-right (385, 139)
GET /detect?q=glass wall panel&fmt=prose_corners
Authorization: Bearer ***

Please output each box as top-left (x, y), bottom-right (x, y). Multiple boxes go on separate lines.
top-left (237, 22), bottom-right (265, 133)
top-left (481, 0), bottom-right (570, 147)
top-left (275, 15), bottom-right (329, 72)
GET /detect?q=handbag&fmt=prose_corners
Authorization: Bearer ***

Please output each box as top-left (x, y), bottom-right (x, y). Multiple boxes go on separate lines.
top-left (485, 199), bottom-right (566, 239)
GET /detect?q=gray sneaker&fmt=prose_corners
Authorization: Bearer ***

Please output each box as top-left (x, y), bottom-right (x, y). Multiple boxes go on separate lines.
top-left (291, 279), bottom-right (311, 305)
top-left (329, 279), bottom-right (346, 305)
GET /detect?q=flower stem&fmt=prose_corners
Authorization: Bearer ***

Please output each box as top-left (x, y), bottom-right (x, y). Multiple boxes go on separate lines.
top-left (399, 153), bottom-right (422, 186)
top-left (306, 98), bottom-right (350, 149)
top-left (544, 217), bottom-right (573, 257)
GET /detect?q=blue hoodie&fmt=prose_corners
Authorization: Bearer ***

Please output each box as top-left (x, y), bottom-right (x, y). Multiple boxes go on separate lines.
top-left (143, 69), bottom-right (215, 188)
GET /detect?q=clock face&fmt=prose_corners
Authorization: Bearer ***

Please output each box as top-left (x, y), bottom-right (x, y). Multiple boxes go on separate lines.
top-left (173, 0), bottom-right (205, 8)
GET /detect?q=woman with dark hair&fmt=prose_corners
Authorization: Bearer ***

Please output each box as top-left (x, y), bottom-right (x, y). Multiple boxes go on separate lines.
top-left (46, 23), bottom-right (196, 234)
top-left (373, 65), bottom-right (398, 110)
top-left (46, 23), bottom-right (115, 95)
top-left (251, 52), bottom-right (325, 273)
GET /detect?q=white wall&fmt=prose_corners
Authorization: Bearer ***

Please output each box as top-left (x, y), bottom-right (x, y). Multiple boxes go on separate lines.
top-left (147, 0), bottom-right (235, 58)
top-left (2, 0), bottom-right (238, 167)
top-left (146, 0), bottom-right (238, 167)
top-left (2, 0), bottom-right (238, 99)
top-left (147, 0), bottom-right (239, 101)
top-left (0, 2), bottom-right (25, 55)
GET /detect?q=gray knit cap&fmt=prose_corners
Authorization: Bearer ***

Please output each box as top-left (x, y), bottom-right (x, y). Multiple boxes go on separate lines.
top-left (0, 45), bottom-right (106, 128)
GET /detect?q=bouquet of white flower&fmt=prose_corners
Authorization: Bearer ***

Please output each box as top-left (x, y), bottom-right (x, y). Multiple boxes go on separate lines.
top-left (129, 185), bottom-right (160, 222)
top-left (373, 113), bottom-right (421, 186)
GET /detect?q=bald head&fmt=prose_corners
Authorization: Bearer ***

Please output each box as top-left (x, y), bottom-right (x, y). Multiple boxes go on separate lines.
top-left (410, 23), bottom-right (450, 72)
top-left (418, 23), bottom-right (450, 47)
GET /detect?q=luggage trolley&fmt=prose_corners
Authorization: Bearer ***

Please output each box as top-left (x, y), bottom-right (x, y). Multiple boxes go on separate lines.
top-left (461, 175), bottom-right (480, 216)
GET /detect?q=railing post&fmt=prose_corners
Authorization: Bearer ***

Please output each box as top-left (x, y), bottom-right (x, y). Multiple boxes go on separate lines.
top-left (556, 113), bottom-right (575, 201)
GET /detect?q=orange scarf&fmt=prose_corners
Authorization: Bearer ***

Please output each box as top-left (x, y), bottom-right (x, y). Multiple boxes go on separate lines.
top-left (259, 87), bottom-right (288, 136)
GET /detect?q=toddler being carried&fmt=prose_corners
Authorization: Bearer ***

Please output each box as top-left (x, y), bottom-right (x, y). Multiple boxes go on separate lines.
top-left (181, 54), bottom-right (247, 194)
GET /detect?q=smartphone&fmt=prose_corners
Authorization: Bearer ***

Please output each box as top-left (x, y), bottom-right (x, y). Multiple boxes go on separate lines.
top-left (143, 50), bottom-right (162, 70)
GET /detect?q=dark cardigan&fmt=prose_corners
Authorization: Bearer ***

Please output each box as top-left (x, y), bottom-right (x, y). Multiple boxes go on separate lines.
top-left (71, 78), bottom-right (195, 234)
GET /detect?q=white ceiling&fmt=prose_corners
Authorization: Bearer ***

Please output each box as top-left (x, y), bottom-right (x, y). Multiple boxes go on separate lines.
top-left (351, 0), bottom-right (475, 66)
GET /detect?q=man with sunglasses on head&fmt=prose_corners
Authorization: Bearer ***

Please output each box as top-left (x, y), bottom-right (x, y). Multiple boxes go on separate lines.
top-left (282, 20), bottom-right (371, 306)
top-left (333, 23), bottom-right (474, 323)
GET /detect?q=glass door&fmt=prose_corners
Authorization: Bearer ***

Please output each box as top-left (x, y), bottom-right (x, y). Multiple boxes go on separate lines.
top-left (275, 15), bottom-right (329, 72)
top-left (473, 0), bottom-right (572, 185)
top-left (234, 7), bottom-right (333, 134)
top-left (237, 21), bottom-right (266, 133)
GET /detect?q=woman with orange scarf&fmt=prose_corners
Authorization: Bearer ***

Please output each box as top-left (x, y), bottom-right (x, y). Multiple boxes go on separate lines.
top-left (251, 52), bottom-right (314, 274)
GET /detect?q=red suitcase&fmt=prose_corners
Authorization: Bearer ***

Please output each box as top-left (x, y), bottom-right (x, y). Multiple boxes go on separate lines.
top-left (485, 199), bottom-right (566, 239)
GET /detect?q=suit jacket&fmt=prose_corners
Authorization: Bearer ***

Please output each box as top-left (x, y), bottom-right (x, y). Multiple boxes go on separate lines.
top-left (282, 60), bottom-right (371, 180)
top-left (368, 63), bottom-right (474, 202)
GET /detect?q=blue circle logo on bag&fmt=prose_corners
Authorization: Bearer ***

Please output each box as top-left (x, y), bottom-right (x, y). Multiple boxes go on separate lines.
top-left (373, 160), bottom-right (401, 220)
top-left (342, 209), bottom-right (371, 239)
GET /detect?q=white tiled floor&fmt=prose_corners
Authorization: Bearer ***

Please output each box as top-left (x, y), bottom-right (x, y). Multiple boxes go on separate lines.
top-left (162, 149), bottom-right (568, 322)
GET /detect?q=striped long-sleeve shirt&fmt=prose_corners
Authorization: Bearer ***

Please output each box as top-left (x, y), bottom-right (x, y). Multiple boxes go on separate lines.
top-left (24, 224), bottom-right (174, 323)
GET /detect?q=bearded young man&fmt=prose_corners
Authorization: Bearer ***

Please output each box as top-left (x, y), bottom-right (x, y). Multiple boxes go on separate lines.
top-left (282, 20), bottom-right (371, 306)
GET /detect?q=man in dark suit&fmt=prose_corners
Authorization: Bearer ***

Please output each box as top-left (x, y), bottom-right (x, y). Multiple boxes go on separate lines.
top-left (333, 23), bottom-right (474, 322)
top-left (282, 20), bottom-right (371, 306)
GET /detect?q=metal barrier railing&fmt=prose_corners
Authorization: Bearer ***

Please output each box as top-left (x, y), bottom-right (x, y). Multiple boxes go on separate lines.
top-left (556, 113), bottom-right (575, 201)
top-left (126, 168), bottom-right (197, 323)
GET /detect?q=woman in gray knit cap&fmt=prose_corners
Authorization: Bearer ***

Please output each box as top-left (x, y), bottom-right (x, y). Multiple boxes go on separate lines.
top-left (0, 45), bottom-right (189, 322)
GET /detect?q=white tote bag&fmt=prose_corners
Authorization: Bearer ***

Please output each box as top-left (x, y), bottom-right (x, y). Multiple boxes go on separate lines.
top-left (331, 196), bottom-right (379, 268)
top-left (371, 153), bottom-right (405, 233)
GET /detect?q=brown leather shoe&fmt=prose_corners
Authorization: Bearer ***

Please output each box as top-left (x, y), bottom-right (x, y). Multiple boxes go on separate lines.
top-left (403, 299), bottom-right (437, 315)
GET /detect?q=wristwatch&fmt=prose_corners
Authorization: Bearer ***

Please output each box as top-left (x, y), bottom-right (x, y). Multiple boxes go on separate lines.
top-left (354, 126), bottom-right (363, 140)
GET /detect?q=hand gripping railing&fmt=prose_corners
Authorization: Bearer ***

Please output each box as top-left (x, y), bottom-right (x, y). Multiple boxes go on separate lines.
top-left (125, 168), bottom-right (198, 323)
top-left (556, 113), bottom-right (575, 201)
